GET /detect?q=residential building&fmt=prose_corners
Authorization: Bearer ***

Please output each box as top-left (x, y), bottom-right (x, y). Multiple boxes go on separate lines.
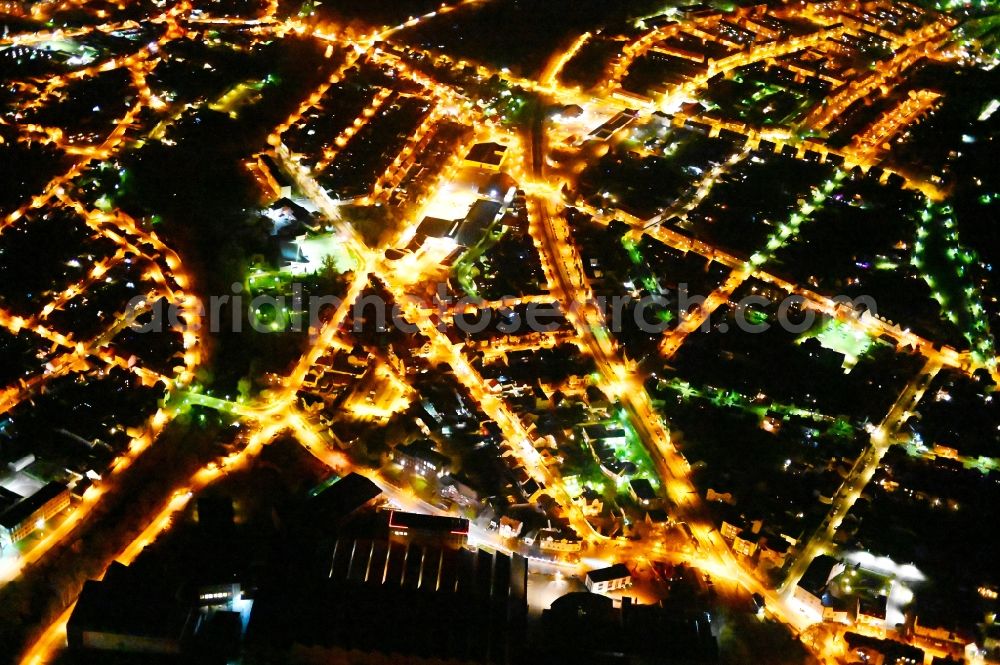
top-left (844, 631), bottom-right (923, 665)
top-left (733, 530), bottom-right (759, 558)
top-left (823, 596), bottom-right (853, 625)
top-left (706, 488), bottom-right (735, 504)
top-left (794, 555), bottom-right (844, 618)
top-left (498, 516), bottom-right (523, 539)
top-left (720, 516), bottom-right (742, 542)
top-left (718, 506), bottom-right (762, 545)
top-left (440, 475), bottom-right (480, 506)
top-left (580, 423), bottom-right (627, 447)
top-left (857, 595), bottom-right (888, 633)
top-left (628, 478), bottom-right (660, 508)
top-left (575, 488), bottom-right (604, 517)
top-left (599, 457), bottom-right (637, 480)
top-left (257, 153), bottom-right (294, 199)
top-left (912, 613), bottom-right (976, 650)
top-left (585, 563), bottom-right (632, 594)
top-left (0, 481), bottom-right (70, 547)
top-left (525, 527), bottom-right (582, 553)
top-left (392, 440), bottom-right (451, 479)
top-left (758, 535), bottom-right (791, 569)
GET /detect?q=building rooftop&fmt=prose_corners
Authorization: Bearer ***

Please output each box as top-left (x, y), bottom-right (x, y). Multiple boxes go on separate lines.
top-left (762, 536), bottom-right (791, 554)
top-left (581, 423), bottom-right (626, 442)
top-left (464, 141), bottom-right (507, 167)
top-left (586, 563), bottom-right (631, 584)
top-left (388, 510), bottom-right (469, 535)
top-left (250, 538), bottom-right (527, 663)
top-left (0, 486), bottom-right (20, 515)
top-left (541, 592), bottom-right (717, 663)
top-left (416, 215), bottom-right (459, 239)
top-left (68, 562), bottom-right (192, 644)
top-left (858, 594), bottom-right (888, 620)
top-left (589, 109), bottom-right (639, 139)
top-left (798, 554), bottom-right (841, 596)
top-left (844, 631), bottom-right (923, 664)
top-left (629, 478), bottom-right (657, 501)
top-left (395, 440), bottom-right (451, 470)
top-left (534, 526), bottom-right (580, 542)
top-left (305, 472), bottom-right (383, 527)
top-left (479, 172), bottom-right (517, 200)
top-left (0, 481), bottom-right (67, 530)
top-left (455, 199), bottom-right (503, 247)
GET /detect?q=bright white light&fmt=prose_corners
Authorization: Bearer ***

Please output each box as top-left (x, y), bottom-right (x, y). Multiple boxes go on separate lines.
top-left (978, 99), bottom-right (999, 122)
top-left (844, 550), bottom-right (925, 581)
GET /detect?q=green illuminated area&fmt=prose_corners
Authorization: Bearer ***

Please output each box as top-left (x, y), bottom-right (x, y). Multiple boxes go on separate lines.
top-left (805, 318), bottom-right (873, 368)
top-left (614, 408), bottom-right (660, 485)
top-left (621, 235), bottom-right (665, 297)
top-left (957, 11), bottom-right (1000, 64)
top-left (558, 410), bottom-right (662, 527)
top-left (453, 222), bottom-right (510, 299)
top-left (654, 376), bottom-right (841, 426)
top-left (678, 154), bottom-right (835, 259)
top-left (749, 172), bottom-right (845, 269)
top-left (483, 85), bottom-right (539, 127)
top-left (912, 203), bottom-right (996, 361)
top-left (702, 70), bottom-right (824, 127)
top-left (208, 77), bottom-right (274, 117)
top-left (474, 342), bottom-right (659, 526)
top-left (663, 291), bottom-right (927, 423)
top-left (769, 178), bottom-right (967, 348)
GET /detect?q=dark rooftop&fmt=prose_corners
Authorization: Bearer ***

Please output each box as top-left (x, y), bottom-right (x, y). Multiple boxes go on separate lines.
top-left (395, 440), bottom-right (451, 470)
top-left (388, 510), bottom-right (469, 535)
top-left (844, 631), bottom-right (923, 663)
top-left (586, 563), bottom-right (631, 584)
top-left (465, 141), bottom-right (507, 167)
top-left (305, 472), bottom-right (383, 527)
top-left (67, 562), bottom-right (192, 645)
top-left (416, 215), bottom-right (459, 239)
top-left (798, 554), bottom-right (841, 596)
top-left (455, 199), bottom-right (503, 248)
top-left (858, 594), bottom-right (888, 620)
top-left (249, 538), bottom-right (526, 664)
top-left (0, 481), bottom-right (67, 530)
top-left (629, 478), bottom-right (658, 501)
top-left (541, 592), bottom-right (718, 664)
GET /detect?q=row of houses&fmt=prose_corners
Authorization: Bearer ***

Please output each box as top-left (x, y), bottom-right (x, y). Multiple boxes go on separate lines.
top-left (716, 504), bottom-right (793, 570)
top-left (794, 554), bottom-right (991, 662)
